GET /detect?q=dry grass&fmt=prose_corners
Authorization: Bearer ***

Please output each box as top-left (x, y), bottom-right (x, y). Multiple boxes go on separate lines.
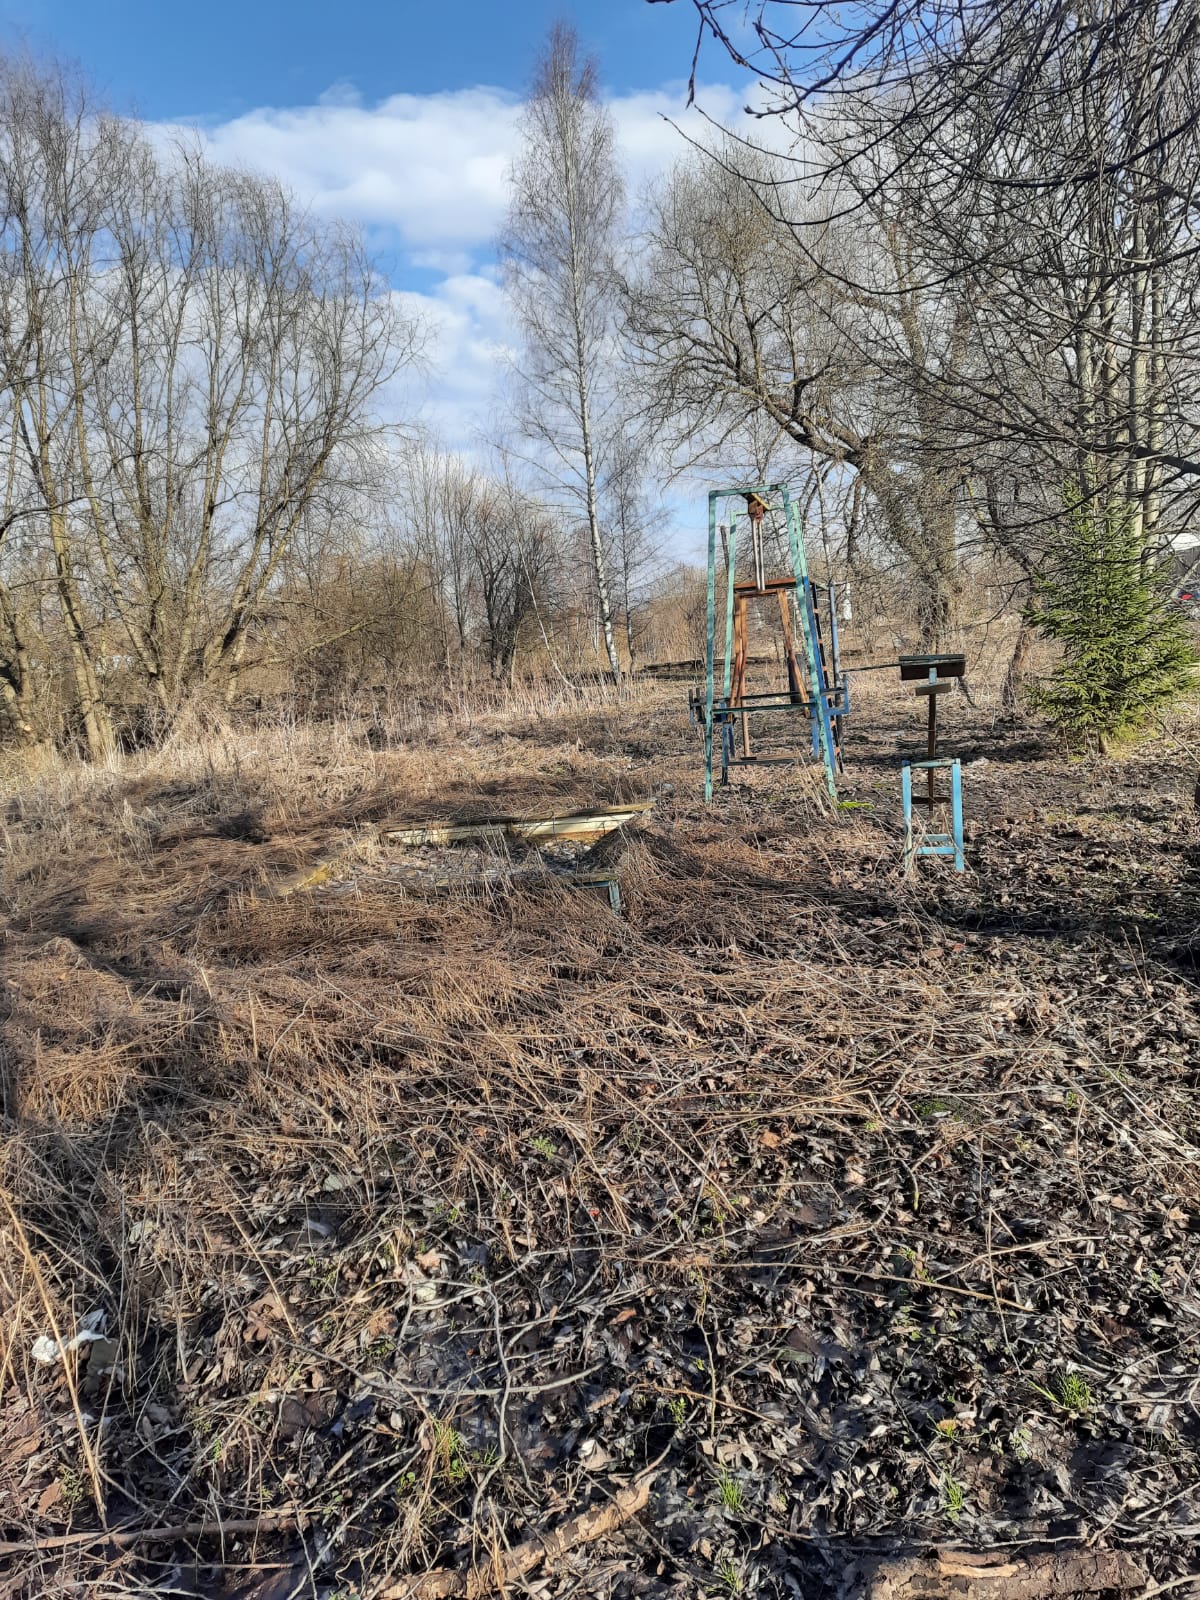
top-left (2, 676), bottom-right (1199, 1598)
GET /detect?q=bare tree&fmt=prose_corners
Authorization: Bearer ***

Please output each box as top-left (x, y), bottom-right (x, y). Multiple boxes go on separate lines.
top-left (655, 0), bottom-right (1200, 520)
top-left (395, 440), bottom-right (481, 673)
top-left (655, 0), bottom-right (1200, 223)
top-left (646, 0), bottom-right (1200, 705)
top-left (0, 56), bottom-right (420, 754)
top-left (0, 63), bottom-right (118, 755)
top-left (390, 443), bottom-right (568, 683)
top-left (499, 24), bottom-right (625, 678)
top-left (629, 144), bottom-right (972, 642)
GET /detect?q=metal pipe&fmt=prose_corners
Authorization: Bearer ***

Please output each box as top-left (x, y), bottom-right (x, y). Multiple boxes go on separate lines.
top-left (927, 666), bottom-right (937, 808)
top-left (704, 494), bottom-right (717, 804)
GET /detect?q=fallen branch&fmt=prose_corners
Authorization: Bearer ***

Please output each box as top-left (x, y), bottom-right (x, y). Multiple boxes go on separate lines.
top-left (865, 1548), bottom-right (1149, 1600)
top-left (1135, 1577), bottom-right (1200, 1600)
top-left (0, 1511), bottom-right (301, 1559)
top-left (376, 1475), bottom-right (653, 1599)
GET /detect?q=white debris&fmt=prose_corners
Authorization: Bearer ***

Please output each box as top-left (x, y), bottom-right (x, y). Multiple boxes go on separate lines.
top-left (32, 1308), bottom-right (108, 1365)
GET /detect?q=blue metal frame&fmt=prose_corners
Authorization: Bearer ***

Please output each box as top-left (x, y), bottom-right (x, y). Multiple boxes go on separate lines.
top-left (704, 495), bottom-right (718, 803)
top-left (901, 758), bottom-right (965, 872)
top-left (703, 485), bottom-right (843, 802)
top-left (722, 514), bottom-right (739, 703)
top-left (827, 584), bottom-right (849, 743)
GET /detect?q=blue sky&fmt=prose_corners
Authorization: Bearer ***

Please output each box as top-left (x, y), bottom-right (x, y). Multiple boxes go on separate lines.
top-left (0, 0), bottom-right (712, 118)
top-left (0, 0), bottom-right (758, 559)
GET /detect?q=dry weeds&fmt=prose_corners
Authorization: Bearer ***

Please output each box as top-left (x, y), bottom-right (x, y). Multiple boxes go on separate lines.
top-left (1, 679), bottom-right (1198, 1599)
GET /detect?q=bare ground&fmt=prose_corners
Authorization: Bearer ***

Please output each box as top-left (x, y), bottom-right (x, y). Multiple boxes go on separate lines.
top-left (1, 679), bottom-right (1198, 1599)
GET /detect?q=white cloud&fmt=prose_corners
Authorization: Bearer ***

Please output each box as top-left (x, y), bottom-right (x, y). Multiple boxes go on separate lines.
top-left (609, 82), bottom-right (755, 194)
top-left (172, 78), bottom-right (756, 255)
top-left (390, 271), bottom-right (519, 449)
top-left (176, 87), bottom-right (522, 249)
top-left (158, 77), bottom-right (759, 458)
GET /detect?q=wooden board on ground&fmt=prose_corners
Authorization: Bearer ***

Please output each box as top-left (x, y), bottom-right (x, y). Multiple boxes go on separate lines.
top-left (379, 800), bottom-right (654, 848)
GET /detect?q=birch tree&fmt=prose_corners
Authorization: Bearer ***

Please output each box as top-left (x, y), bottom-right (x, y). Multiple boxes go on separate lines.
top-left (500, 24), bottom-right (624, 678)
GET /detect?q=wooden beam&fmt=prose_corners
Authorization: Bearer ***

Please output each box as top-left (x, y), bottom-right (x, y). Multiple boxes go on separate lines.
top-left (379, 801), bottom-right (655, 849)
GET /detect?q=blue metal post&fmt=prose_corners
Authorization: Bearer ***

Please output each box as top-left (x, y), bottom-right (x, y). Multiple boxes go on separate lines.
top-left (901, 761), bottom-right (915, 873)
top-left (951, 760), bottom-right (965, 872)
top-left (827, 586), bottom-right (847, 742)
top-left (828, 585), bottom-right (843, 678)
top-left (719, 515), bottom-right (740, 787)
top-left (790, 546), bottom-right (837, 799)
top-left (704, 493), bottom-right (717, 804)
top-left (722, 515), bottom-right (738, 702)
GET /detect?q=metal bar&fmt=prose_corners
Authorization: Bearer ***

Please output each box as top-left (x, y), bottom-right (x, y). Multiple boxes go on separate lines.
top-left (826, 584), bottom-right (846, 748)
top-left (722, 515), bottom-right (738, 702)
top-left (713, 695), bottom-right (851, 716)
top-left (708, 483), bottom-right (786, 501)
top-left (782, 492), bottom-right (821, 778)
top-left (802, 573), bottom-right (839, 798)
top-left (808, 580), bottom-right (844, 771)
top-left (732, 598), bottom-right (751, 758)
top-left (782, 496), bottom-right (836, 798)
top-left (724, 755), bottom-right (808, 767)
top-left (732, 578), bottom-right (798, 596)
top-left (901, 760), bottom-right (914, 874)
top-left (926, 666), bottom-right (937, 809)
top-left (716, 688), bottom-right (830, 703)
top-left (712, 698), bottom-right (826, 715)
top-left (951, 759), bottom-right (965, 872)
top-left (776, 589), bottom-right (804, 704)
top-left (704, 492), bottom-right (717, 804)
top-left (827, 585), bottom-right (843, 682)
top-left (808, 587), bottom-right (823, 757)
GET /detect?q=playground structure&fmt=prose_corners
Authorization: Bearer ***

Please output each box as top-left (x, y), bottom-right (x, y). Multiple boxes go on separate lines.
top-left (699, 484), bottom-right (848, 802)
top-left (692, 481), bottom-right (968, 871)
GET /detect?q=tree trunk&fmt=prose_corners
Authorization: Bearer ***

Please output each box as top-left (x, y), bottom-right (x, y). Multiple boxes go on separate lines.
top-left (47, 512), bottom-right (116, 761)
top-left (1001, 607), bottom-right (1037, 716)
top-left (0, 676), bottom-right (43, 750)
top-left (577, 363), bottom-right (621, 679)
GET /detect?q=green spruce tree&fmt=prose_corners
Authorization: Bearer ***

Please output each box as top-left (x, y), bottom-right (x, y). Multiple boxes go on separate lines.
top-left (1030, 488), bottom-right (1197, 752)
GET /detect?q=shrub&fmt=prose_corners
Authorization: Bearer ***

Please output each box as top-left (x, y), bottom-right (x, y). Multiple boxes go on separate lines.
top-left (1029, 489), bottom-right (1197, 751)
